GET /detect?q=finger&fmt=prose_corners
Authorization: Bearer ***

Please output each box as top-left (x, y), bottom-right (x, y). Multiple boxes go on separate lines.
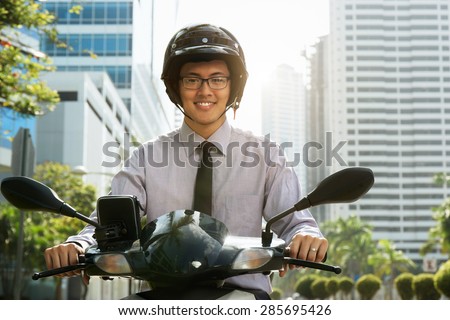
top-left (297, 235), bottom-right (314, 261)
top-left (44, 247), bottom-right (55, 270)
top-left (315, 239), bottom-right (328, 262)
top-left (279, 267), bottom-right (286, 277)
top-left (307, 238), bottom-right (328, 262)
top-left (287, 241), bottom-right (300, 270)
top-left (81, 271), bottom-right (90, 285)
top-left (64, 245), bottom-right (83, 277)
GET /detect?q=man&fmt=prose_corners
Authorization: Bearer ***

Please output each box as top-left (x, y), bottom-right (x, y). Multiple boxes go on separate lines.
top-left (44, 23), bottom-right (328, 298)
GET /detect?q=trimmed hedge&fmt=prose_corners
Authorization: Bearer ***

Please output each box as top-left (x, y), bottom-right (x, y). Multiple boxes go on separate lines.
top-left (394, 273), bottom-right (415, 300)
top-left (355, 274), bottom-right (381, 300)
top-left (434, 260), bottom-right (450, 298)
top-left (413, 273), bottom-right (441, 300)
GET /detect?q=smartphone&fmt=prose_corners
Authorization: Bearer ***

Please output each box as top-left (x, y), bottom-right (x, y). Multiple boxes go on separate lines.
top-left (96, 195), bottom-right (141, 244)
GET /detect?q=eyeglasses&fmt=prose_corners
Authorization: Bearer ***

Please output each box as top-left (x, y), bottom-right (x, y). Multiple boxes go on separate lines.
top-left (180, 76), bottom-right (230, 90)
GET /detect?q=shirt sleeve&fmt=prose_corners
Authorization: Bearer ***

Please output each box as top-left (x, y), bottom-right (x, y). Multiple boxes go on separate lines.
top-left (66, 145), bottom-right (148, 249)
top-left (262, 142), bottom-right (323, 244)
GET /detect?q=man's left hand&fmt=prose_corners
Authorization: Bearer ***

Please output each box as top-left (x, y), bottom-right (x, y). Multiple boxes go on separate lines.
top-left (279, 233), bottom-right (328, 277)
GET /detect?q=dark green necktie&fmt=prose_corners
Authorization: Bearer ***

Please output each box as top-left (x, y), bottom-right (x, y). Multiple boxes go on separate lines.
top-left (193, 141), bottom-right (214, 215)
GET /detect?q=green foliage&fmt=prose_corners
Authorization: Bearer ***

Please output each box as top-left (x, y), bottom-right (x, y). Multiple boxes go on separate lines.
top-left (270, 287), bottom-right (283, 300)
top-left (326, 277), bottom-right (339, 298)
top-left (413, 273), bottom-right (441, 300)
top-left (434, 260), bottom-right (450, 298)
top-left (368, 239), bottom-right (416, 299)
top-left (421, 198), bottom-right (450, 256)
top-left (33, 161), bottom-right (97, 216)
top-left (0, 0), bottom-right (61, 116)
top-left (369, 240), bottom-right (416, 278)
top-left (338, 276), bottom-right (354, 299)
top-left (295, 274), bottom-right (320, 299)
top-left (311, 277), bottom-right (330, 299)
top-left (355, 274), bottom-right (381, 300)
top-left (322, 215), bottom-right (376, 277)
top-left (0, 161), bottom-right (96, 298)
top-left (394, 272), bottom-right (415, 300)
top-left (421, 173), bottom-right (450, 256)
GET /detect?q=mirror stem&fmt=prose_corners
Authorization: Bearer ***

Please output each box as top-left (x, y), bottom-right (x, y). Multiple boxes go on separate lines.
top-left (60, 203), bottom-right (101, 228)
top-left (262, 197), bottom-right (312, 247)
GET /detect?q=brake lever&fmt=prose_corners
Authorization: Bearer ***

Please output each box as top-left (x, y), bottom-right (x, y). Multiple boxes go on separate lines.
top-left (283, 257), bottom-right (342, 274)
top-left (32, 263), bottom-right (87, 280)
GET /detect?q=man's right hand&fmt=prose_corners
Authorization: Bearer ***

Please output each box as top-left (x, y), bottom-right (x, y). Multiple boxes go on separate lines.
top-left (44, 243), bottom-right (89, 285)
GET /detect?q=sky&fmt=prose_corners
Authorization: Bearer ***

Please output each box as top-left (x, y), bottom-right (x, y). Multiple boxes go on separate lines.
top-left (171, 0), bottom-right (330, 133)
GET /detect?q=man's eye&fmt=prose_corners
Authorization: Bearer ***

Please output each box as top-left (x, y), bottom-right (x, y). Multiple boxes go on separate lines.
top-left (185, 78), bottom-right (200, 83)
top-left (211, 77), bottom-right (226, 84)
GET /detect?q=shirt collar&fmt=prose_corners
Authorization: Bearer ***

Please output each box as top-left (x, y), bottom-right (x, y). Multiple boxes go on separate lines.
top-left (179, 119), bottom-right (231, 156)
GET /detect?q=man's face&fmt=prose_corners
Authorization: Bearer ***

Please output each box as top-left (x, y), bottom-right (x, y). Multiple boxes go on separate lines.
top-left (179, 60), bottom-right (231, 138)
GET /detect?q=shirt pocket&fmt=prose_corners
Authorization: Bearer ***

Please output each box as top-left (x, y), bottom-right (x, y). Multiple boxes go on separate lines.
top-left (223, 195), bottom-right (263, 236)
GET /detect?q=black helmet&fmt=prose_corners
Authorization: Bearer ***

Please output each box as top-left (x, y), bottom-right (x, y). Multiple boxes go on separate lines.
top-left (161, 24), bottom-right (248, 110)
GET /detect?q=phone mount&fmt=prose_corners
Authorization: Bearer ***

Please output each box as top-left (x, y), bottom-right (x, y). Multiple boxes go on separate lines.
top-left (95, 195), bottom-right (142, 251)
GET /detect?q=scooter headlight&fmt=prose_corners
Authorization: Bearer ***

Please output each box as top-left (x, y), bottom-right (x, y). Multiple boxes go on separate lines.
top-left (231, 248), bottom-right (274, 270)
top-left (94, 254), bottom-right (132, 274)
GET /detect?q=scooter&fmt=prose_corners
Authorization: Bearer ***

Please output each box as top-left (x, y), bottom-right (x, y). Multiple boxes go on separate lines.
top-left (1, 167), bottom-right (374, 299)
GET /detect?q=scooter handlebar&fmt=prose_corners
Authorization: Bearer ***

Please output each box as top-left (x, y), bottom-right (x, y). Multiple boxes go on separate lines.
top-left (32, 255), bottom-right (87, 280)
top-left (283, 257), bottom-right (342, 274)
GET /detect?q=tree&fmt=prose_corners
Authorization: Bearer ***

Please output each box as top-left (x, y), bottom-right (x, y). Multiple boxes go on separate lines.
top-left (355, 274), bottom-right (381, 300)
top-left (434, 260), bottom-right (450, 298)
top-left (338, 276), bottom-right (354, 299)
top-left (270, 287), bottom-right (283, 300)
top-left (421, 173), bottom-right (450, 257)
top-left (295, 274), bottom-right (320, 299)
top-left (323, 215), bottom-right (376, 278)
top-left (421, 198), bottom-right (450, 257)
top-left (311, 277), bottom-right (330, 299)
top-left (394, 272), bottom-right (415, 300)
top-left (413, 273), bottom-right (441, 300)
top-left (326, 277), bottom-right (339, 299)
top-left (0, 161), bottom-right (96, 298)
top-left (368, 239), bottom-right (416, 299)
top-left (0, 0), bottom-right (62, 116)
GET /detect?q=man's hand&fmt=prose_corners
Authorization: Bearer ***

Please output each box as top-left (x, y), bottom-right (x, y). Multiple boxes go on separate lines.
top-left (44, 243), bottom-right (90, 285)
top-left (279, 233), bottom-right (328, 277)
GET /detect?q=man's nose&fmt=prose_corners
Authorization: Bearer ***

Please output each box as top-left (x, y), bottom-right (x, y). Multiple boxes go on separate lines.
top-left (198, 80), bottom-right (213, 93)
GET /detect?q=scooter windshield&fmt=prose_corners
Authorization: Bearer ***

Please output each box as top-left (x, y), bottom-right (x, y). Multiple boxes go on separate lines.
top-left (140, 210), bottom-right (228, 276)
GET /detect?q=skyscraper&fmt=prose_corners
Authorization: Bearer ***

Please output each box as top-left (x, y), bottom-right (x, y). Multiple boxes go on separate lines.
top-left (262, 64), bottom-right (307, 193)
top-left (315, 0), bottom-right (450, 265)
top-left (40, 0), bottom-right (174, 142)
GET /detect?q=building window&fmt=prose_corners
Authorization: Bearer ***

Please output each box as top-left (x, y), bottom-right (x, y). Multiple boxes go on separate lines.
top-left (58, 91), bottom-right (78, 101)
top-left (43, 1), bottom-right (133, 25)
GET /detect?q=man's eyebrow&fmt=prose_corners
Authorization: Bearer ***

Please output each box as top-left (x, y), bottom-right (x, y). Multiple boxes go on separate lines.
top-left (180, 71), bottom-right (229, 77)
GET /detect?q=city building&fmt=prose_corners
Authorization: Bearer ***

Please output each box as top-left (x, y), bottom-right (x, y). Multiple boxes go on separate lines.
top-left (306, 35), bottom-right (330, 222)
top-left (33, 0), bottom-right (179, 299)
top-left (262, 64), bottom-right (308, 193)
top-left (37, 71), bottom-right (129, 194)
top-left (312, 0), bottom-right (450, 266)
top-left (40, 0), bottom-right (175, 143)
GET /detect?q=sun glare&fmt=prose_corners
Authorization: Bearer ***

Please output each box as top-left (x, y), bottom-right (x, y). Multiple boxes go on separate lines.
top-left (174, 0), bottom-right (330, 134)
